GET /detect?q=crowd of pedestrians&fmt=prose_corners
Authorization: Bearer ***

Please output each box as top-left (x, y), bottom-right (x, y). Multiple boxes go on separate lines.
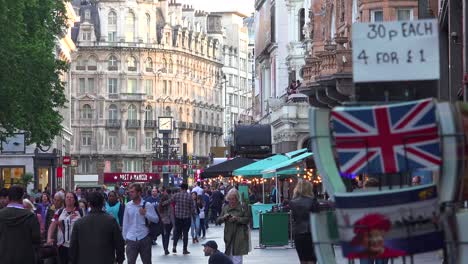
top-left (0, 180), bottom-right (249, 264)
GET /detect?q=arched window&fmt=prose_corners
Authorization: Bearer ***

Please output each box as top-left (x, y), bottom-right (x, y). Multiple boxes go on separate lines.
top-left (76, 56), bottom-right (86, 70)
top-left (146, 14), bottom-right (151, 43)
top-left (125, 11), bottom-right (135, 42)
top-left (168, 59), bottom-right (173, 73)
top-left (211, 113), bottom-right (214, 125)
top-left (87, 55), bottom-right (97, 71)
top-left (199, 110), bottom-right (202, 123)
top-left (127, 56), bottom-right (137, 71)
top-left (216, 114), bottom-right (220, 126)
top-left (108, 55), bottom-right (118, 71)
top-left (108, 104), bottom-right (118, 120)
top-left (330, 5), bottom-right (336, 40)
top-left (165, 106), bottom-right (172, 116)
top-left (81, 104), bottom-right (92, 119)
top-left (179, 107), bottom-right (183, 120)
top-left (108, 11), bottom-right (117, 42)
top-left (299, 8), bottom-right (305, 41)
top-left (128, 104), bottom-right (137, 120)
top-left (193, 110), bottom-right (196, 123)
top-left (161, 58), bottom-right (167, 72)
top-left (145, 57), bottom-right (153, 71)
top-left (145, 105), bottom-right (153, 121)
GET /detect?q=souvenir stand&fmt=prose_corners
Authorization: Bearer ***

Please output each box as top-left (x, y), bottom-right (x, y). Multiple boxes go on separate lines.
top-left (308, 99), bottom-right (458, 263)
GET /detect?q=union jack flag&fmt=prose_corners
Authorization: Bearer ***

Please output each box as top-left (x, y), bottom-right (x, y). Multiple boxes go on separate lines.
top-left (331, 99), bottom-right (441, 175)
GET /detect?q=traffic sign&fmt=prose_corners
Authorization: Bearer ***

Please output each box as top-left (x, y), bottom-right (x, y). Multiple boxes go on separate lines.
top-left (352, 19), bottom-right (439, 83)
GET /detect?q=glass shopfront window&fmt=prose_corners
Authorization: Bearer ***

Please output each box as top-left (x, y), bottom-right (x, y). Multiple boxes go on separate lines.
top-left (1, 167), bottom-right (25, 188)
top-left (38, 167), bottom-right (49, 192)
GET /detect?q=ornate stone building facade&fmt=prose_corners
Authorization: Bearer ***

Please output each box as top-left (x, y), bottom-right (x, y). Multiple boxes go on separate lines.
top-left (302, 0), bottom-right (419, 107)
top-left (70, 0), bottom-right (224, 182)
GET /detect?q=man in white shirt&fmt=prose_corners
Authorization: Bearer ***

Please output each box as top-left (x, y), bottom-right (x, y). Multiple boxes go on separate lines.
top-left (192, 181), bottom-right (203, 196)
top-left (122, 183), bottom-right (159, 264)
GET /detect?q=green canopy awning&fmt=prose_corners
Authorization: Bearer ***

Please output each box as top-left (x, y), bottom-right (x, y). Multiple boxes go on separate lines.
top-left (232, 154), bottom-right (289, 177)
top-left (285, 148), bottom-right (307, 158)
top-left (262, 152), bottom-right (313, 178)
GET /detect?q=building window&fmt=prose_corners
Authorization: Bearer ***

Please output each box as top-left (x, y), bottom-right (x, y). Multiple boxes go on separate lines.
top-left (108, 11), bottom-right (117, 42)
top-left (145, 58), bottom-right (153, 71)
top-left (168, 60), bottom-right (173, 73)
top-left (145, 105), bottom-right (153, 121)
top-left (108, 104), bottom-right (118, 120)
top-left (127, 57), bottom-right (137, 71)
top-left (81, 104), bottom-right (92, 119)
top-left (397, 9), bottom-right (413, 21)
top-left (145, 80), bottom-right (153, 95)
top-left (125, 11), bottom-right (135, 42)
top-left (127, 79), bottom-right (137, 93)
top-left (299, 8), bottom-right (305, 41)
top-left (128, 104), bottom-right (137, 121)
top-left (81, 132), bottom-right (92, 146)
top-left (108, 78), bottom-right (118, 94)
top-left (82, 30), bottom-right (91, 41)
top-left (145, 132), bottom-right (153, 151)
top-left (352, 0), bottom-right (359, 23)
top-left (123, 159), bottom-right (143, 172)
top-left (79, 78), bottom-right (86, 94)
top-left (79, 159), bottom-right (92, 174)
top-left (1, 167), bottom-right (25, 188)
top-left (127, 132), bottom-right (137, 150)
top-left (87, 78), bottom-right (95, 93)
top-left (108, 55), bottom-right (118, 71)
top-left (84, 10), bottom-right (91, 20)
top-left (146, 14), bottom-right (151, 43)
top-left (107, 132), bottom-right (118, 150)
top-left (370, 10), bottom-right (384, 22)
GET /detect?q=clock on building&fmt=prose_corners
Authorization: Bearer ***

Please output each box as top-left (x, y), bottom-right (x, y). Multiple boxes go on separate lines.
top-left (158, 117), bottom-right (173, 132)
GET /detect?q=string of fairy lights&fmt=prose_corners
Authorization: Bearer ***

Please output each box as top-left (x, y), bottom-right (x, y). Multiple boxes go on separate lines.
top-left (203, 167), bottom-right (322, 186)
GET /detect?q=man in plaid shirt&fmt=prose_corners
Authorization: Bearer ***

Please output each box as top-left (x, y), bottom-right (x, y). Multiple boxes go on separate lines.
top-left (172, 183), bottom-right (194, 254)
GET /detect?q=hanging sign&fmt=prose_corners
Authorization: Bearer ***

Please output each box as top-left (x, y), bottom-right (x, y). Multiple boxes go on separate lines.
top-left (352, 19), bottom-right (439, 82)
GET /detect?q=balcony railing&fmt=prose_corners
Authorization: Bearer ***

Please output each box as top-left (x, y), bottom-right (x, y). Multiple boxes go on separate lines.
top-left (105, 119), bottom-right (121, 128)
top-left (120, 93), bottom-right (145, 101)
top-left (126, 119), bottom-right (141, 128)
top-left (214, 127), bottom-right (223, 134)
top-left (144, 120), bottom-right (156, 128)
top-left (109, 93), bottom-right (119, 99)
top-left (108, 66), bottom-right (118, 71)
top-left (188, 123), bottom-right (195, 130)
top-left (196, 124), bottom-right (202, 131)
top-left (178, 121), bottom-right (187, 129)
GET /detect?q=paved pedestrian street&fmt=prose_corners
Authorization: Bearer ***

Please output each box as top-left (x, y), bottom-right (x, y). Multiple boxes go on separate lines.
top-left (137, 225), bottom-right (443, 264)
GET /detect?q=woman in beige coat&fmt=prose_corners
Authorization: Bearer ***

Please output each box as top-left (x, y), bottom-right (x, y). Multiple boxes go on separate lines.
top-left (217, 188), bottom-right (251, 264)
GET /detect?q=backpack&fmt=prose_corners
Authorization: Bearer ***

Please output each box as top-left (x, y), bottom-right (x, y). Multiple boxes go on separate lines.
top-left (143, 201), bottom-right (163, 240)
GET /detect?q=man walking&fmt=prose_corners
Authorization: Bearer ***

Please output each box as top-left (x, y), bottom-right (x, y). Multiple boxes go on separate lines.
top-left (172, 183), bottom-right (194, 254)
top-left (203, 240), bottom-right (233, 264)
top-left (0, 187), bottom-right (8, 209)
top-left (210, 187), bottom-right (224, 225)
top-left (145, 187), bottom-right (160, 245)
top-left (122, 183), bottom-right (159, 264)
top-left (70, 191), bottom-right (125, 264)
top-left (0, 185), bottom-right (41, 264)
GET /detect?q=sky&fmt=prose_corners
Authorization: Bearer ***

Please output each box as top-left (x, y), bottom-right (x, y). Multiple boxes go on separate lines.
top-left (180, 0), bottom-right (255, 16)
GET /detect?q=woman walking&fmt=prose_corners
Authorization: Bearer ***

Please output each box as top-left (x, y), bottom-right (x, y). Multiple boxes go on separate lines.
top-left (197, 195), bottom-right (206, 239)
top-left (217, 189), bottom-right (250, 264)
top-left (158, 190), bottom-right (173, 255)
top-left (105, 191), bottom-right (124, 227)
top-left (190, 191), bottom-right (201, 243)
top-left (289, 180), bottom-right (320, 264)
top-left (47, 192), bottom-right (83, 264)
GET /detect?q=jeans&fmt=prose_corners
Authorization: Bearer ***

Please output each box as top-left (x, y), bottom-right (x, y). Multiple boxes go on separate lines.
top-left (173, 217), bottom-right (191, 251)
top-left (211, 206), bottom-right (221, 224)
top-left (198, 218), bottom-right (206, 237)
top-left (126, 235), bottom-right (152, 264)
top-left (161, 223), bottom-right (173, 252)
top-left (191, 215), bottom-right (200, 239)
top-left (359, 259), bottom-right (389, 264)
top-left (58, 246), bottom-right (69, 264)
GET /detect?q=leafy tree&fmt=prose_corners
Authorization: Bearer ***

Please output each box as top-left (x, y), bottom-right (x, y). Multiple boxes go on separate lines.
top-left (0, 0), bottom-right (69, 147)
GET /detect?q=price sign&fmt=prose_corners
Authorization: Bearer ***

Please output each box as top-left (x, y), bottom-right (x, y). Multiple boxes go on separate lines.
top-left (352, 19), bottom-right (439, 83)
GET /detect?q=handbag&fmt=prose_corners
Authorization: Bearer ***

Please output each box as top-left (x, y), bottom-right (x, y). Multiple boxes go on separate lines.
top-left (38, 244), bottom-right (58, 260)
top-left (143, 201), bottom-right (163, 240)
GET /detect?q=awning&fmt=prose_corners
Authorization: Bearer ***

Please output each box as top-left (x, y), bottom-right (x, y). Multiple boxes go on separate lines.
top-left (233, 154), bottom-right (289, 177)
top-left (201, 157), bottom-right (255, 179)
top-left (285, 148), bottom-right (307, 158)
top-left (262, 152), bottom-right (313, 178)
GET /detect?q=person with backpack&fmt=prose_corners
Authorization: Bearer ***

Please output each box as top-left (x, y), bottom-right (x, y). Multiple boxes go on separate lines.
top-left (122, 183), bottom-right (159, 264)
top-left (47, 191), bottom-right (84, 264)
top-left (289, 180), bottom-right (320, 264)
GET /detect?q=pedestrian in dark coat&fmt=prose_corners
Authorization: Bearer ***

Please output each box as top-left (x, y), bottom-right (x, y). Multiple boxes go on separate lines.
top-left (70, 192), bottom-right (125, 264)
top-left (0, 185), bottom-right (41, 264)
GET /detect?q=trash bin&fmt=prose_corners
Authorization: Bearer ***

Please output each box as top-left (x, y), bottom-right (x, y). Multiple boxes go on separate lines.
top-left (250, 204), bottom-right (275, 229)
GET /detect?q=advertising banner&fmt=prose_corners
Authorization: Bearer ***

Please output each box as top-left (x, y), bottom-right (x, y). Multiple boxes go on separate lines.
top-left (334, 185), bottom-right (443, 259)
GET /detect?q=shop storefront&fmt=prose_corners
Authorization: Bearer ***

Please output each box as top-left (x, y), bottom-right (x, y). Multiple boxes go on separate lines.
top-left (1, 166), bottom-right (25, 188)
